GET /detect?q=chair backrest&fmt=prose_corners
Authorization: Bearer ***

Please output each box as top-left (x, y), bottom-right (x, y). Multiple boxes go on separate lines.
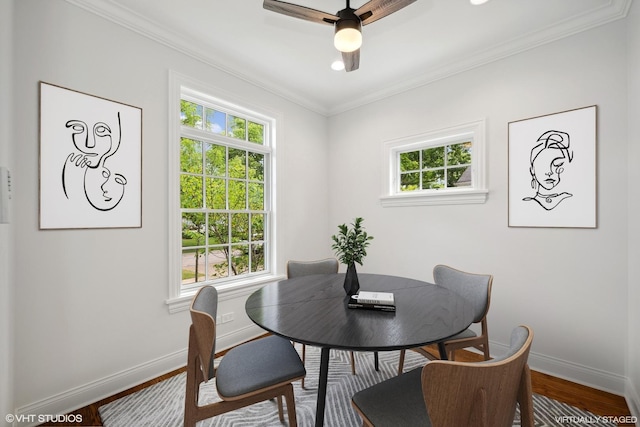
top-left (190, 285), bottom-right (218, 381)
top-left (433, 264), bottom-right (492, 323)
top-left (286, 258), bottom-right (339, 278)
top-left (421, 325), bottom-right (533, 427)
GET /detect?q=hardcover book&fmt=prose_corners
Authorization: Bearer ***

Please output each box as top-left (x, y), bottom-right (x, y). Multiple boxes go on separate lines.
top-left (348, 298), bottom-right (396, 312)
top-left (352, 291), bottom-right (394, 306)
top-left (348, 291), bottom-right (396, 312)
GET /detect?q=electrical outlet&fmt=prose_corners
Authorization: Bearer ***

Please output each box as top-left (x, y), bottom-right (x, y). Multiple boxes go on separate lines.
top-left (216, 312), bottom-right (235, 324)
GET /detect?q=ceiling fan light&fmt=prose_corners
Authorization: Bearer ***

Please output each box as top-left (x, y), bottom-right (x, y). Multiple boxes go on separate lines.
top-left (334, 18), bottom-right (362, 53)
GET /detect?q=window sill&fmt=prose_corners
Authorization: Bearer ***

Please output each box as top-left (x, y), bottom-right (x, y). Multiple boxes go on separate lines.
top-left (165, 273), bottom-right (285, 314)
top-left (380, 189), bottom-right (488, 207)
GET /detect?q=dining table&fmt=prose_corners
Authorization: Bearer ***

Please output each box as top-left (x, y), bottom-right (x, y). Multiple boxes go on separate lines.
top-left (245, 272), bottom-right (475, 427)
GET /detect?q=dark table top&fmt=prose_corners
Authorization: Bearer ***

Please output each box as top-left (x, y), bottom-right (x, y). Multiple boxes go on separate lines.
top-left (245, 273), bottom-right (475, 352)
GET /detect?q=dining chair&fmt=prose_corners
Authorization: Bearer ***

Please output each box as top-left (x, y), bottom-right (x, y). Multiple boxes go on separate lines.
top-left (352, 325), bottom-right (534, 427)
top-left (286, 258), bottom-right (357, 386)
top-left (398, 264), bottom-right (493, 374)
top-left (184, 285), bottom-right (306, 427)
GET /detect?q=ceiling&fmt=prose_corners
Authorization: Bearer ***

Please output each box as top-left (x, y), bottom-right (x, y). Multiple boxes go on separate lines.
top-left (68, 0), bottom-right (632, 115)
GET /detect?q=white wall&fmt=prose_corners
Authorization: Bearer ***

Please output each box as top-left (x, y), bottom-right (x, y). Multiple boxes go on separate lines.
top-left (11, 0), bottom-right (330, 417)
top-left (328, 21), bottom-right (630, 395)
top-left (9, 0), bottom-right (640, 420)
top-left (1, 1), bottom-right (15, 426)
top-left (626, 0), bottom-right (640, 419)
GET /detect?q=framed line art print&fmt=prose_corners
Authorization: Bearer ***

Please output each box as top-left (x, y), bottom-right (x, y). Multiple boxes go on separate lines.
top-left (508, 105), bottom-right (596, 228)
top-left (39, 82), bottom-right (142, 229)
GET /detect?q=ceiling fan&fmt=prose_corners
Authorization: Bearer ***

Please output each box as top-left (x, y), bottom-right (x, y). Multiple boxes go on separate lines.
top-left (263, 0), bottom-right (417, 72)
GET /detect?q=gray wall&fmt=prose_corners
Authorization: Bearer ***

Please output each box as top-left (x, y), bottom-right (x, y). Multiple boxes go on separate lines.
top-left (5, 0), bottom-right (639, 421)
top-left (328, 19), bottom-right (631, 395)
top-left (1, 1), bottom-right (15, 426)
top-left (626, 0), bottom-right (640, 418)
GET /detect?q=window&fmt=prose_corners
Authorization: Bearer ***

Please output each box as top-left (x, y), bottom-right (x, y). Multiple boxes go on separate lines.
top-left (398, 142), bottom-right (472, 191)
top-left (381, 120), bottom-right (487, 206)
top-left (167, 73), bottom-right (277, 311)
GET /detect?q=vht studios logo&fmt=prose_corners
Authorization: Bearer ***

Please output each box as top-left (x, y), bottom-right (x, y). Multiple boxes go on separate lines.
top-left (5, 413), bottom-right (83, 424)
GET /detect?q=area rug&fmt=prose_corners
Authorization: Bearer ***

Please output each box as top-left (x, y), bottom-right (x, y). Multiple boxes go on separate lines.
top-left (99, 346), bottom-right (615, 427)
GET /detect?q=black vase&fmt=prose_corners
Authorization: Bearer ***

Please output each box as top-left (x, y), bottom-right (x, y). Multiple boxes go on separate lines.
top-left (344, 263), bottom-right (360, 296)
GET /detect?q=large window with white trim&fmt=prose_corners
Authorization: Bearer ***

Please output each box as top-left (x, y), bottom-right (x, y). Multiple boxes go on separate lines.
top-left (171, 83), bottom-right (275, 305)
top-left (381, 120), bottom-right (488, 206)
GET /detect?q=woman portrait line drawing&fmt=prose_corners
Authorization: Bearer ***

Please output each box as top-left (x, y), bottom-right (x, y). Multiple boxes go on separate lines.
top-left (522, 130), bottom-right (574, 211)
top-left (61, 111), bottom-right (128, 212)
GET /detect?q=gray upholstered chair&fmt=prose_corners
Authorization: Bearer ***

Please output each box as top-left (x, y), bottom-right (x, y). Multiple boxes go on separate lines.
top-left (286, 258), bottom-right (357, 385)
top-left (184, 285), bottom-right (306, 427)
top-left (352, 325), bottom-right (534, 427)
top-left (398, 264), bottom-right (493, 374)
top-left (286, 258), bottom-right (340, 278)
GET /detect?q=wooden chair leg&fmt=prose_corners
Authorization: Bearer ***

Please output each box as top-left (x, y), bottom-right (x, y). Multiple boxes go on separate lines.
top-left (397, 349), bottom-right (406, 375)
top-left (518, 365), bottom-right (534, 427)
top-left (284, 384), bottom-right (298, 427)
top-left (482, 340), bottom-right (490, 360)
top-left (350, 351), bottom-right (356, 375)
top-left (184, 328), bottom-right (203, 427)
top-left (276, 396), bottom-right (284, 422)
top-left (184, 368), bottom-right (198, 427)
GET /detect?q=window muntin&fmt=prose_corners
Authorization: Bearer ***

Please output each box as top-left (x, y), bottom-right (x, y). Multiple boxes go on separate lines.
top-left (179, 97), bottom-right (270, 288)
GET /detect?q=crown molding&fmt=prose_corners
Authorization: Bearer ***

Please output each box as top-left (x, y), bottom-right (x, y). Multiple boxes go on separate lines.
top-left (327, 0), bottom-right (633, 115)
top-left (64, 0), bottom-right (331, 115)
top-left (65, 0), bottom-right (632, 117)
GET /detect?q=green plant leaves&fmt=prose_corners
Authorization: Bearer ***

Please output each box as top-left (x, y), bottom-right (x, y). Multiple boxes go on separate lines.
top-left (331, 217), bottom-right (374, 266)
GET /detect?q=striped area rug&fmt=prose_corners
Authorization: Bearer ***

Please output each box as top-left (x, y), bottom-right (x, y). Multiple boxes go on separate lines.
top-left (99, 346), bottom-right (615, 427)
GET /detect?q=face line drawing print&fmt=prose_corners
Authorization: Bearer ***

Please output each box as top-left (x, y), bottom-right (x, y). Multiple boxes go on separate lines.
top-left (522, 130), bottom-right (573, 211)
top-left (61, 111), bottom-right (128, 211)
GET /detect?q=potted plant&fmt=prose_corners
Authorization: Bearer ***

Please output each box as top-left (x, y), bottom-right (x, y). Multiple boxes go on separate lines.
top-left (331, 217), bottom-right (374, 295)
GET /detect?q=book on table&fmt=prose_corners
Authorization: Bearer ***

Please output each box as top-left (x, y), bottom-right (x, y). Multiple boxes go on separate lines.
top-left (353, 291), bottom-right (394, 305)
top-left (348, 291), bottom-right (395, 312)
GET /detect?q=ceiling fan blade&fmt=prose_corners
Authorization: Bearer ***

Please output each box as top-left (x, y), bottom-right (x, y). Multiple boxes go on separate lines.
top-left (342, 49), bottom-right (360, 72)
top-left (355, 0), bottom-right (417, 25)
top-left (263, 0), bottom-right (337, 25)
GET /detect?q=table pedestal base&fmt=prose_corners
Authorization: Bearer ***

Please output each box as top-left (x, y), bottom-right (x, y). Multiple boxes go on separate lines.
top-left (315, 348), bottom-right (331, 427)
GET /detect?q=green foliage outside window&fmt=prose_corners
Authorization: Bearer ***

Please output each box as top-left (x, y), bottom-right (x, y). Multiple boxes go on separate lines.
top-left (399, 141), bottom-right (472, 192)
top-left (180, 99), bottom-right (268, 285)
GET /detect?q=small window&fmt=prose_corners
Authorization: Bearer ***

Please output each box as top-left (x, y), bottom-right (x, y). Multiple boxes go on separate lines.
top-left (381, 120), bottom-right (487, 206)
top-left (399, 142), bottom-right (473, 192)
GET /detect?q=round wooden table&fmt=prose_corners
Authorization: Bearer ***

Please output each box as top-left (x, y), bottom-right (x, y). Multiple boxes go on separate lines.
top-left (245, 273), bottom-right (475, 427)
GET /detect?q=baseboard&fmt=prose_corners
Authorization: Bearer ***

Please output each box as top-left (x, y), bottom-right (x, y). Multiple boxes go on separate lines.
top-left (491, 340), bottom-right (627, 396)
top-left (13, 323), bottom-right (265, 427)
top-left (625, 378), bottom-right (640, 422)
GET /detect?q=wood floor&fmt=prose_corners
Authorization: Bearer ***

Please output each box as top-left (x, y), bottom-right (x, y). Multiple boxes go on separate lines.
top-left (40, 347), bottom-right (634, 426)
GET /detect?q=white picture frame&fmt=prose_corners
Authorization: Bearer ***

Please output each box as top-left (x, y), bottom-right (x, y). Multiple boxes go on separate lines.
top-left (508, 105), bottom-right (597, 228)
top-left (39, 82), bottom-right (142, 229)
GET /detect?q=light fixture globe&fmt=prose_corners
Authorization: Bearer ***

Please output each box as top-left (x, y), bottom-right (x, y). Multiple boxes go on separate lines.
top-left (334, 9), bottom-right (362, 53)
